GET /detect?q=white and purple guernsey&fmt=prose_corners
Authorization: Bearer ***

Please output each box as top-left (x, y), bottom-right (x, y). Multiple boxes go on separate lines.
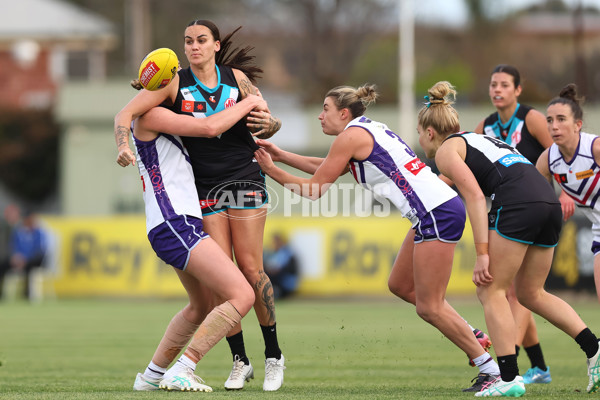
top-left (548, 132), bottom-right (600, 224)
top-left (346, 116), bottom-right (457, 226)
top-left (133, 131), bottom-right (203, 233)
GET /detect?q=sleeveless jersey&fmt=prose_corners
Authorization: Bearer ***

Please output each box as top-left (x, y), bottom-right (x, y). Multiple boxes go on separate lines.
top-left (168, 65), bottom-right (260, 192)
top-left (483, 103), bottom-right (545, 163)
top-left (133, 130), bottom-right (203, 233)
top-left (347, 116), bottom-right (458, 226)
top-left (449, 132), bottom-right (558, 206)
top-left (548, 132), bottom-right (600, 224)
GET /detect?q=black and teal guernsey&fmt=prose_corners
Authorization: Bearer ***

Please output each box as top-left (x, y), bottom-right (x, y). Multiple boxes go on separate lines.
top-left (447, 132), bottom-right (557, 207)
top-left (168, 65), bottom-right (261, 196)
top-left (482, 103), bottom-right (545, 163)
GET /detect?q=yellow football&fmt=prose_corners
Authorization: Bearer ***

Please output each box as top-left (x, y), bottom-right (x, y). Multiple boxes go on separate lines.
top-left (138, 48), bottom-right (178, 91)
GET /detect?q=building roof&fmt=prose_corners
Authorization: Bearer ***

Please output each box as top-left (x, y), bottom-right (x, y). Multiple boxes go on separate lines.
top-left (0, 0), bottom-right (115, 44)
top-left (515, 12), bottom-right (600, 35)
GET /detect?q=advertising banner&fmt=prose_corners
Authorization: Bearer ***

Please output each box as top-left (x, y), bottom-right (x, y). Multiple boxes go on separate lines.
top-left (41, 213), bottom-right (591, 298)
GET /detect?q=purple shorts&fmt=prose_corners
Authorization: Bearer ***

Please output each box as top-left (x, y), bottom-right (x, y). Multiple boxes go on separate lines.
top-left (147, 215), bottom-right (210, 270)
top-left (414, 196), bottom-right (466, 243)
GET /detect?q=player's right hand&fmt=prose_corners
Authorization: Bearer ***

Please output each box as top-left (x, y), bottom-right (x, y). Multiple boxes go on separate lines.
top-left (255, 139), bottom-right (283, 162)
top-left (254, 147), bottom-right (275, 174)
top-left (559, 190), bottom-right (575, 221)
top-left (117, 147), bottom-right (136, 167)
top-left (472, 254), bottom-right (492, 287)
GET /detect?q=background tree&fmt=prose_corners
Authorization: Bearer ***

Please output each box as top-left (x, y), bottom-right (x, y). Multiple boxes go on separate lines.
top-left (0, 111), bottom-right (60, 205)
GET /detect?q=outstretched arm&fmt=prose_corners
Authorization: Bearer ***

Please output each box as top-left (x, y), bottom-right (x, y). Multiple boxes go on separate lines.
top-left (136, 95), bottom-right (268, 140)
top-left (255, 139), bottom-right (326, 175)
top-left (255, 130), bottom-right (361, 199)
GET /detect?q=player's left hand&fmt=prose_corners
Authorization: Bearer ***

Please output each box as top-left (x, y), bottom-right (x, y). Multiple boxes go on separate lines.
top-left (472, 254), bottom-right (493, 286)
top-left (559, 190), bottom-right (575, 221)
top-left (248, 111), bottom-right (280, 139)
top-left (117, 147), bottom-right (136, 167)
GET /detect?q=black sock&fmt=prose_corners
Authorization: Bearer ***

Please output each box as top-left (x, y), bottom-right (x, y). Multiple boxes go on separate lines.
top-left (260, 323), bottom-right (282, 359)
top-left (575, 328), bottom-right (600, 359)
top-left (226, 331), bottom-right (250, 365)
top-left (524, 343), bottom-right (547, 370)
top-left (515, 345), bottom-right (520, 358)
top-left (497, 354), bottom-right (519, 382)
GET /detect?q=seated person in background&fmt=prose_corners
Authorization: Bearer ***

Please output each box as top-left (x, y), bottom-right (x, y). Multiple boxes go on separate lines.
top-left (264, 233), bottom-right (298, 299)
top-left (10, 209), bottom-right (47, 300)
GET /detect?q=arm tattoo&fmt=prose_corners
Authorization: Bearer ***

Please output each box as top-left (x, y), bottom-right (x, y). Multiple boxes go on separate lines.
top-left (116, 125), bottom-right (129, 148)
top-left (256, 116), bottom-right (282, 139)
top-left (255, 269), bottom-right (276, 324)
top-left (268, 116), bottom-right (282, 133)
top-left (238, 78), bottom-right (257, 97)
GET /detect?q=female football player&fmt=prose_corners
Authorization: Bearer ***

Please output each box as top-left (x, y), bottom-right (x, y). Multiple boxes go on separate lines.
top-left (420, 80), bottom-right (599, 397)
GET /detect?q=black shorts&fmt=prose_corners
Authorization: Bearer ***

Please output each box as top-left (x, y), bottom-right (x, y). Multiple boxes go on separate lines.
top-left (488, 202), bottom-right (562, 247)
top-left (198, 171), bottom-right (268, 216)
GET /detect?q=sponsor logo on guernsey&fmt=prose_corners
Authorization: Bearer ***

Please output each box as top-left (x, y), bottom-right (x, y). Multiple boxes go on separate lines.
top-left (576, 169), bottom-right (594, 180)
top-left (149, 165), bottom-right (164, 193)
top-left (182, 88), bottom-right (198, 96)
top-left (181, 100), bottom-right (206, 113)
top-left (199, 199), bottom-right (218, 209)
top-left (510, 121), bottom-right (524, 146)
top-left (511, 129), bottom-right (521, 146)
top-left (139, 61), bottom-right (159, 87)
top-left (404, 158), bottom-right (426, 175)
top-left (225, 98), bottom-right (236, 108)
top-left (182, 100), bottom-right (194, 112)
top-left (553, 173), bottom-right (568, 184)
top-left (498, 154), bottom-right (531, 167)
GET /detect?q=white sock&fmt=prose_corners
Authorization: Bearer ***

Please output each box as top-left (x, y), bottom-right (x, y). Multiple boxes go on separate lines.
top-left (144, 361), bottom-right (166, 380)
top-left (473, 353), bottom-right (500, 375)
top-left (174, 354), bottom-right (196, 372)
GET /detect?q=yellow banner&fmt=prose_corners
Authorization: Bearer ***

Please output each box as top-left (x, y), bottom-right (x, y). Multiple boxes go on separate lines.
top-left (42, 214), bottom-right (478, 298)
top-left (43, 216), bottom-right (184, 298)
top-left (264, 215), bottom-right (477, 296)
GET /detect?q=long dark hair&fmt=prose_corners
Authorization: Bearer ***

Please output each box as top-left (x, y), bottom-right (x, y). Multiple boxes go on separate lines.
top-left (187, 19), bottom-right (262, 83)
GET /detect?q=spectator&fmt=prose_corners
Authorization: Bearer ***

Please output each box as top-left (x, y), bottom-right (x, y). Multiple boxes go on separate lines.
top-left (0, 204), bottom-right (21, 299)
top-left (264, 233), bottom-right (299, 299)
top-left (10, 209), bottom-right (47, 300)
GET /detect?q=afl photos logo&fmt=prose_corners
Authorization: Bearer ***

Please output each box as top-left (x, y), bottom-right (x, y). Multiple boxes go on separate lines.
top-left (206, 180), bottom-right (279, 220)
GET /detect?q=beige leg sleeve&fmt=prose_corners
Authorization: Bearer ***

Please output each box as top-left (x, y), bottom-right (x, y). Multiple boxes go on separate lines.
top-left (151, 310), bottom-right (200, 368)
top-left (184, 301), bottom-right (242, 364)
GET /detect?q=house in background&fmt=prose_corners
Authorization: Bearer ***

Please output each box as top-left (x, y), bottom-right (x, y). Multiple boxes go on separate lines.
top-left (0, 0), bottom-right (117, 111)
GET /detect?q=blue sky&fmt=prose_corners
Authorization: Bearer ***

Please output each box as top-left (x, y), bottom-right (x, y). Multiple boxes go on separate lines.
top-left (414, 0), bottom-right (600, 26)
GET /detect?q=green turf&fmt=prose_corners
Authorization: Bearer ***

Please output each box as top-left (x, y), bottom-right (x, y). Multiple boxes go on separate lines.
top-left (0, 296), bottom-right (597, 399)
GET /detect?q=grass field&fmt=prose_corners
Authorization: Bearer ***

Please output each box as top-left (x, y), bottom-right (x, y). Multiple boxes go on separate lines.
top-left (1, 295), bottom-right (597, 399)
